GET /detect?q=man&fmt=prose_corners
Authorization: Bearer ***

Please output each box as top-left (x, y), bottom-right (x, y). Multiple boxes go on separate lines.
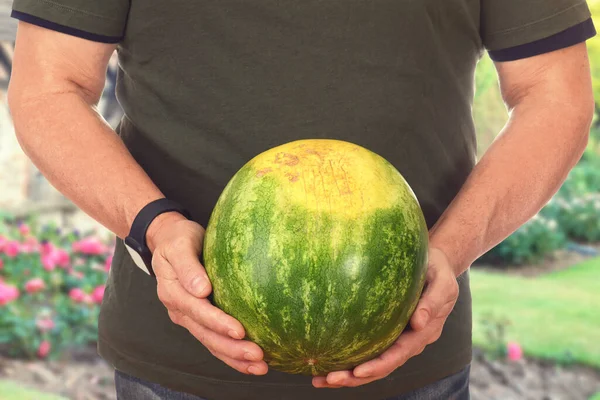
top-left (7, 0), bottom-right (595, 398)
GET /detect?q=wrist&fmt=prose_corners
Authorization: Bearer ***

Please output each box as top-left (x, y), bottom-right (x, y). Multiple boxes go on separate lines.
top-left (125, 198), bottom-right (192, 276)
top-left (429, 213), bottom-right (483, 277)
top-left (146, 211), bottom-right (189, 253)
top-left (428, 237), bottom-right (471, 277)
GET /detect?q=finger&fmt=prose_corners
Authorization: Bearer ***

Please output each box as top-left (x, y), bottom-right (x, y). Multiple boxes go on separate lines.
top-left (327, 370), bottom-right (355, 385)
top-left (215, 353), bottom-right (269, 376)
top-left (162, 283), bottom-right (245, 339)
top-left (314, 370), bottom-right (378, 388)
top-left (177, 313), bottom-right (263, 361)
top-left (312, 376), bottom-right (344, 389)
top-left (353, 330), bottom-right (425, 378)
top-left (152, 252), bottom-right (179, 281)
top-left (411, 264), bottom-right (458, 331)
top-left (162, 236), bottom-right (212, 298)
top-left (171, 312), bottom-right (267, 375)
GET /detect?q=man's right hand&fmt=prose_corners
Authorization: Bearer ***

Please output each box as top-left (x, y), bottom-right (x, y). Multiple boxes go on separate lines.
top-left (8, 22), bottom-right (267, 377)
top-left (147, 212), bottom-right (268, 376)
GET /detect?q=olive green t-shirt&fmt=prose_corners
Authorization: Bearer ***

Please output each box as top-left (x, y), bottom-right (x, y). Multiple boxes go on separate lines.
top-left (11, 0), bottom-right (595, 398)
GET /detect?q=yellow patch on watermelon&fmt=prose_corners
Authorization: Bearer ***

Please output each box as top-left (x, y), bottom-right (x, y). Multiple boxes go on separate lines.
top-left (246, 139), bottom-right (417, 218)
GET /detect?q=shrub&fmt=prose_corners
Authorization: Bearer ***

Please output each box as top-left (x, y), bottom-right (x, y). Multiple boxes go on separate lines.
top-left (550, 194), bottom-right (600, 243)
top-left (0, 216), bottom-right (113, 359)
top-left (480, 214), bottom-right (566, 266)
top-left (481, 157), bottom-right (600, 265)
top-left (477, 313), bottom-right (512, 360)
top-left (557, 162), bottom-right (600, 199)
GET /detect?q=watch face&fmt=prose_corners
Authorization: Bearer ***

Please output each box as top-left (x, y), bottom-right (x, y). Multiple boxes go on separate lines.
top-left (125, 242), bottom-right (152, 275)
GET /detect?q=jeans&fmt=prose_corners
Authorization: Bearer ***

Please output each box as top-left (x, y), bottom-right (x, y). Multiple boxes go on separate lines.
top-left (115, 365), bottom-right (470, 400)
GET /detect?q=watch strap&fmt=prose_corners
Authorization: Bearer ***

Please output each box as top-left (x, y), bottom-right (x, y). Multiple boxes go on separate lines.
top-left (126, 198), bottom-right (192, 276)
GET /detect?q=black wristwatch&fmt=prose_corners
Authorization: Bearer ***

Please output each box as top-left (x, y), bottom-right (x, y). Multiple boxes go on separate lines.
top-left (124, 198), bottom-right (192, 276)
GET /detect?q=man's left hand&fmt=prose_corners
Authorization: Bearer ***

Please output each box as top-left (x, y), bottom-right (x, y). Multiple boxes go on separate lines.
top-left (312, 247), bottom-right (460, 388)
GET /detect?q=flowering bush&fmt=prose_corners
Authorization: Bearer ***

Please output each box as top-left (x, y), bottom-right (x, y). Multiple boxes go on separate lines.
top-left (0, 216), bottom-right (113, 360)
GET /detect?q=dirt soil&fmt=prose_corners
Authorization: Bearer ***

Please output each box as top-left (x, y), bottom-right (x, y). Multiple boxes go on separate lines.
top-left (1, 347), bottom-right (599, 400)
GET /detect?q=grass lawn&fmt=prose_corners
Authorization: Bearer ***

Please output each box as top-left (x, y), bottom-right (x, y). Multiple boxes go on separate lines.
top-left (0, 380), bottom-right (66, 400)
top-left (471, 257), bottom-right (600, 368)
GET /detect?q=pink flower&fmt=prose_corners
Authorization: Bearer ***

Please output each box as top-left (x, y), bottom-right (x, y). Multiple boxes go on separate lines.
top-left (4, 241), bottom-right (20, 258)
top-left (507, 342), bottom-right (523, 361)
top-left (83, 294), bottom-right (94, 305)
top-left (69, 288), bottom-right (86, 303)
top-left (41, 253), bottom-right (57, 271)
top-left (40, 246), bottom-right (71, 271)
top-left (36, 317), bottom-right (55, 332)
top-left (19, 237), bottom-right (39, 254)
top-left (40, 241), bottom-right (54, 255)
top-left (37, 340), bottom-right (51, 358)
top-left (54, 249), bottom-right (70, 268)
top-left (24, 278), bottom-right (45, 294)
top-left (72, 238), bottom-right (106, 255)
top-left (18, 223), bottom-right (30, 236)
top-left (0, 283), bottom-right (19, 305)
top-left (92, 285), bottom-right (105, 304)
top-left (104, 255), bottom-right (113, 272)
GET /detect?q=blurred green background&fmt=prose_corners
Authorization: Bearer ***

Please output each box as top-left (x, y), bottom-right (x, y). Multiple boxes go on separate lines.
top-left (469, 4), bottom-right (600, 398)
top-left (1, 3), bottom-right (600, 399)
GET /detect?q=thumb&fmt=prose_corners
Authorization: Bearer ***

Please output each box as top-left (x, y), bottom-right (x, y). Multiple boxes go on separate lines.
top-left (410, 264), bottom-right (458, 331)
top-left (183, 267), bottom-right (212, 298)
top-left (165, 241), bottom-right (212, 298)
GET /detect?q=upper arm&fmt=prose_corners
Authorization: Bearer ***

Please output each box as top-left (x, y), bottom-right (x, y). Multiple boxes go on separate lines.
top-left (494, 43), bottom-right (594, 117)
top-left (8, 22), bottom-right (116, 106)
top-left (479, 0), bottom-right (596, 117)
top-left (7, 0), bottom-right (129, 106)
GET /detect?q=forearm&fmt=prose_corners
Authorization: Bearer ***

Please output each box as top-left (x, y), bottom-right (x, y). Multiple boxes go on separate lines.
top-left (429, 100), bottom-right (592, 275)
top-left (9, 90), bottom-right (165, 239)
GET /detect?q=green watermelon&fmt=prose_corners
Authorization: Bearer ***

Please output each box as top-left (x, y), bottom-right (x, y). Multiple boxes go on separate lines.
top-left (203, 139), bottom-right (428, 376)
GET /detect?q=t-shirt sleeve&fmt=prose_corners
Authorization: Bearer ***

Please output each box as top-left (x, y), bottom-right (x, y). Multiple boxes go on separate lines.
top-left (481, 0), bottom-right (597, 61)
top-left (11, 0), bottom-right (129, 43)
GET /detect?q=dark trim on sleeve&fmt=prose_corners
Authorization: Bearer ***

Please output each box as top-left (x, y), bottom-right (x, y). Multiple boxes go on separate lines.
top-left (489, 18), bottom-right (596, 62)
top-left (10, 10), bottom-right (122, 44)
